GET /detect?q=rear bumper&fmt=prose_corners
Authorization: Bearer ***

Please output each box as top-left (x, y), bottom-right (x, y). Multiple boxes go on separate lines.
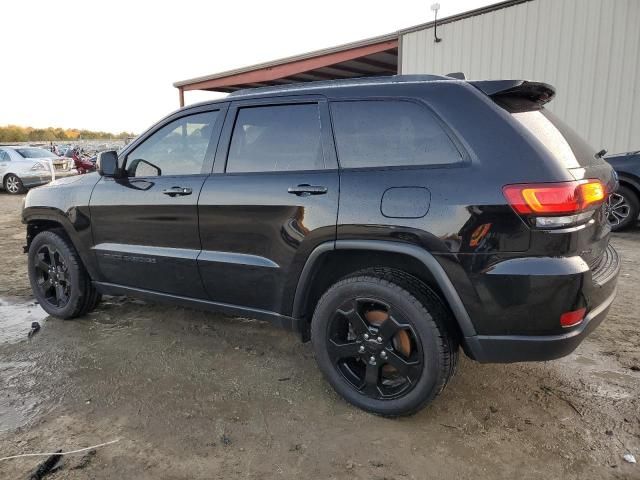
top-left (20, 170), bottom-right (78, 188)
top-left (20, 173), bottom-right (52, 188)
top-left (465, 286), bottom-right (617, 362)
top-left (52, 169), bottom-right (79, 180)
top-left (462, 243), bottom-right (620, 363)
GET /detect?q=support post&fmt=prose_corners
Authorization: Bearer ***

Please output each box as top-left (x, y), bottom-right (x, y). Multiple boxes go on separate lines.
top-left (178, 88), bottom-right (185, 107)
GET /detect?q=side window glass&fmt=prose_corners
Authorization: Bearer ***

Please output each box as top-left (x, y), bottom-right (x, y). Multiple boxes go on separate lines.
top-left (226, 103), bottom-right (324, 173)
top-left (330, 100), bottom-right (462, 168)
top-left (0, 150), bottom-right (10, 162)
top-left (127, 110), bottom-right (219, 177)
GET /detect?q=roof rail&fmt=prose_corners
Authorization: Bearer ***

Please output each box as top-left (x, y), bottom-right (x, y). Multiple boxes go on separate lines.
top-left (228, 74), bottom-right (454, 98)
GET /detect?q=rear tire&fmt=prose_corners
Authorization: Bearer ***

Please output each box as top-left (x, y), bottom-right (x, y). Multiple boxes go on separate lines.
top-left (311, 268), bottom-right (459, 416)
top-left (607, 186), bottom-right (639, 231)
top-left (4, 174), bottom-right (24, 194)
top-left (28, 230), bottom-right (101, 319)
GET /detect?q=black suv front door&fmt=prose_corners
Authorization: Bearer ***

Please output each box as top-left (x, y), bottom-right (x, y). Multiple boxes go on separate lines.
top-left (90, 105), bottom-right (227, 298)
top-left (198, 98), bottom-right (339, 315)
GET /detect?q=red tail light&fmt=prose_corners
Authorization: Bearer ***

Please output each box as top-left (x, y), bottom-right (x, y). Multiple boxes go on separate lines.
top-left (503, 180), bottom-right (605, 215)
top-left (560, 308), bottom-right (586, 328)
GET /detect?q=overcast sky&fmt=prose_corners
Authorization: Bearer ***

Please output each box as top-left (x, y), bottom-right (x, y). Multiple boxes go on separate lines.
top-left (0, 0), bottom-right (499, 133)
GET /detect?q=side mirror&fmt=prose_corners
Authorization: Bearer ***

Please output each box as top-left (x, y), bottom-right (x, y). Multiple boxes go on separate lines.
top-left (127, 158), bottom-right (161, 177)
top-left (97, 150), bottom-right (121, 177)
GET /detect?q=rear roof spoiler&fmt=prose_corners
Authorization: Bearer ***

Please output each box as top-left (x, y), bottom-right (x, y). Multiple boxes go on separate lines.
top-left (469, 80), bottom-right (556, 107)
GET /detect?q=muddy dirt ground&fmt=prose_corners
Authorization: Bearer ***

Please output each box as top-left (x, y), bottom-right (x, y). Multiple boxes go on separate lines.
top-left (0, 193), bottom-right (638, 479)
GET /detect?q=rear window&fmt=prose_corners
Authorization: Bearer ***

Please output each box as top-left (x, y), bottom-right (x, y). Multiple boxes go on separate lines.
top-left (330, 100), bottom-right (462, 169)
top-left (504, 102), bottom-right (598, 168)
top-left (16, 148), bottom-right (57, 159)
top-left (227, 103), bottom-right (324, 173)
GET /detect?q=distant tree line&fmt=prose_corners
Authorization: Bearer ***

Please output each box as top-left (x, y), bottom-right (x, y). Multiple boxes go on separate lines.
top-left (0, 125), bottom-right (135, 142)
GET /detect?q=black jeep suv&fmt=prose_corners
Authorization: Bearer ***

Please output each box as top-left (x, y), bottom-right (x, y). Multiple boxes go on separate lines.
top-left (23, 75), bottom-right (620, 416)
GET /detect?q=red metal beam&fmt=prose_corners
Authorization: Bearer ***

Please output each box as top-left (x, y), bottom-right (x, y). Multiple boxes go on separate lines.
top-left (182, 39), bottom-right (398, 92)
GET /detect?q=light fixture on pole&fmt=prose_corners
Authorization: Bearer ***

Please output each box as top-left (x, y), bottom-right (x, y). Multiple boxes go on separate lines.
top-left (431, 3), bottom-right (442, 43)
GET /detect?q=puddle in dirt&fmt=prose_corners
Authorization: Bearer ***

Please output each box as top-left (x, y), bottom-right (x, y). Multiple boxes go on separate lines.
top-left (0, 298), bottom-right (49, 345)
top-left (0, 299), bottom-right (49, 431)
top-left (0, 361), bottom-right (41, 433)
top-left (560, 343), bottom-right (638, 400)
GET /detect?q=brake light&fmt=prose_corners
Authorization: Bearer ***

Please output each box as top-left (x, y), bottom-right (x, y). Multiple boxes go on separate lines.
top-left (503, 180), bottom-right (605, 215)
top-left (560, 308), bottom-right (586, 328)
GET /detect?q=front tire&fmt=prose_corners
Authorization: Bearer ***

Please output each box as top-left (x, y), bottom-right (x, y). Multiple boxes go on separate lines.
top-left (28, 230), bottom-right (101, 319)
top-left (311, 268), bottom-right (458, 416)
top-left (4, 174), bottom-right (24, 194)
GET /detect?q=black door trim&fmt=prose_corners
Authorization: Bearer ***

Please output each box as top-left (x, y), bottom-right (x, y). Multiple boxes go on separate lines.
top-left (93, 281), bottom-right (303, 332)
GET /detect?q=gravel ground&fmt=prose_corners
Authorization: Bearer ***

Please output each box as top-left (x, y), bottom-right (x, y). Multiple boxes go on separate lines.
top-left (0, 192), bottom-right (638, 479)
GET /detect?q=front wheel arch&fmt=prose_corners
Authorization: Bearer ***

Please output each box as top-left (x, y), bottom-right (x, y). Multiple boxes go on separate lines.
top-left (26, 219), bottom-right (67, 250)
top-left (24, 210), bottom-right (101, 282)
top-left (28, 229), bottom-right (101, 318)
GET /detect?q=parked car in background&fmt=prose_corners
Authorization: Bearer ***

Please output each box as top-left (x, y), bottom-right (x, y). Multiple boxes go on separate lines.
top-left (22, 76), bottom-right (619, 416)
top-left (604, 151), bottom-right (640, 231)
top-left (71, 153), bottom-right (96, 174)
top-left (0, 146), bottom-right (77, 194)
top-left (61, 147), bottom-right (96, 174)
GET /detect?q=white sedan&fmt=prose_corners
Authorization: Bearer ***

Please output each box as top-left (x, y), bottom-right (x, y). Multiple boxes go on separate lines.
top-left (0, 146), bottom-right (78, 194)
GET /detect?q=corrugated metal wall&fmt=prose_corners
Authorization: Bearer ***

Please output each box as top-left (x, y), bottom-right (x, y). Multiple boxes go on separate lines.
top-left (401, 0), bottom-right (640, 154)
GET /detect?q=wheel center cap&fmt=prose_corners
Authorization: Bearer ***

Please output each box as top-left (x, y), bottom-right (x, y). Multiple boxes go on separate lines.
top-left (365, 338), bottom-right (383, 353)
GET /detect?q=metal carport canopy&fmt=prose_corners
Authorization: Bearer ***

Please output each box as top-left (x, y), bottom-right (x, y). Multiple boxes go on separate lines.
top-left (173, 33), bottom-right (399, 106)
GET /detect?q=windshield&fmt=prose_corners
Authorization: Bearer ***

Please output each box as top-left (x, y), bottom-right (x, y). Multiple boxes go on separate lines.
top-left (16, 148), bottom-right (57, 159)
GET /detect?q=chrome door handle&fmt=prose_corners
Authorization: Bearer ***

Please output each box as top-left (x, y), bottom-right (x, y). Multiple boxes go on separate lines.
top-left (287, 184), bottom-right (328, 196)
top-left (162, 186), bottom-right (192, 197)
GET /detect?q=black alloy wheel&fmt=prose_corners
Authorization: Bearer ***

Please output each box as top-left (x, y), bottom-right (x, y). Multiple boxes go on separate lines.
top-left (311, 268), bottom-right (458, 416)
top-left (33, 244), bottom-right (72, 308)
top-left (326, 297), bottom-right (423, 400)
top-left (606, 186), bottom-right (639, 231)
top-left (28, 230), bottom-right (101, 319)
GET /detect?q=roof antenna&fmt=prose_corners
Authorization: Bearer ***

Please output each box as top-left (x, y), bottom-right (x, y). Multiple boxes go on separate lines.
top-left (431, 3), bottom-right (442, 43)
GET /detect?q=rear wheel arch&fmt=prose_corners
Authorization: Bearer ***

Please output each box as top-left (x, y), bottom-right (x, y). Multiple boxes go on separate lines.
top-left (310, 268), bottom-right (459, 415)
top-left (293, 240), bottom-right (477, 341)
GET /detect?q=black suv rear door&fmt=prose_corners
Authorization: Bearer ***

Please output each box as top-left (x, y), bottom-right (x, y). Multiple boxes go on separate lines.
top-left (90, 104), bottom-right (227, 298)
top-left (197, 96), bottom-right (339, 315)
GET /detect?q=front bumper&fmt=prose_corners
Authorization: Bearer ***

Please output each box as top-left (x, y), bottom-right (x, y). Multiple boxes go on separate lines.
top-left (463, 244), bottom-right (620, 363)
